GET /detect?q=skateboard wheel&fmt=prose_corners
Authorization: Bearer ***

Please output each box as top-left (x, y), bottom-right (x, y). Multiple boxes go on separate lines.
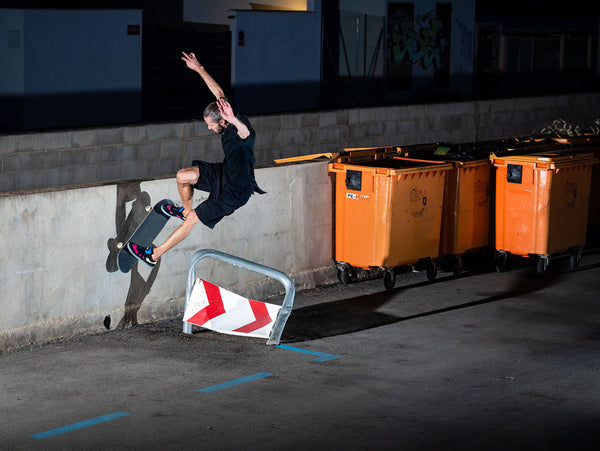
top-left (117, 242), bottom-right (124, 249)
top-left (145, 206), bottom-right (152, 212)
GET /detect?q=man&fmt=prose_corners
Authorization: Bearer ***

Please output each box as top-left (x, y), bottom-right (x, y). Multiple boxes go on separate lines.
top-left (128, 51), bottom-right (264, 267)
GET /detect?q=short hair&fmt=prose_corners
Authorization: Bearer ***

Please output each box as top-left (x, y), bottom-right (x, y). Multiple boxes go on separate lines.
top-left (203, 101), bottom-right (222, 122)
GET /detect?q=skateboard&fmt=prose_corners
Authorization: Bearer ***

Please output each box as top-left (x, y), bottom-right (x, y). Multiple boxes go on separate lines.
top-left (117, 199), bottom-right (174, 273)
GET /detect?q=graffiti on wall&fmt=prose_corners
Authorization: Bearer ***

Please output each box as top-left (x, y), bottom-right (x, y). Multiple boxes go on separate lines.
top-left (387, 3), bottom-right (451, 89)
top-left (390, 12), bottom-right (444, 70)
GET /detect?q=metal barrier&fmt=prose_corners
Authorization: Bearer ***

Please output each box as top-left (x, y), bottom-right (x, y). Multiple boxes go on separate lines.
top-left (183, 249), bottom-right (295, 345)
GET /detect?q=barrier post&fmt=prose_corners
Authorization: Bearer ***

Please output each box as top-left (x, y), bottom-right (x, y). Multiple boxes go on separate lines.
top-left (183, 249), bottom-right (295, 345)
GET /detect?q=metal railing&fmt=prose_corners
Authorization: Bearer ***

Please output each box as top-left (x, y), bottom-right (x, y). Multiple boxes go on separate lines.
top-left (183, 249), bottom-right (295, 345)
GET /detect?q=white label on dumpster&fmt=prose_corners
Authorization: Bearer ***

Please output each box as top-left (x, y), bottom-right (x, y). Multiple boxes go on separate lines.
top-left (184, 279), bottom-right (281, 339)
top-left (346, 193), bottom-right (369, 200)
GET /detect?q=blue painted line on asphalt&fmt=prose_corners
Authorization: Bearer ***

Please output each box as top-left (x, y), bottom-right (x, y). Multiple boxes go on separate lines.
top-left (29, 412), bottom-right (131, 439)
top-left (276, 344), bottom-right (340, 362)
top-left (197, 372), bottom-right (274, 393)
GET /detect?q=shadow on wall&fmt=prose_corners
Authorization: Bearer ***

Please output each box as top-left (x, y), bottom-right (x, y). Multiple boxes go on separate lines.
top-left (105, 182), bottom-right (161, 328)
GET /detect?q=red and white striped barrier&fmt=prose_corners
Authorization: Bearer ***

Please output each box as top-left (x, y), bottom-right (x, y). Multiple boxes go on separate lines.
top-left (183, 279), bottom-right (281, 339)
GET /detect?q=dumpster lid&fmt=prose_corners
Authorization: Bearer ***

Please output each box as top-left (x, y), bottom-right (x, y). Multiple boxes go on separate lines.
top-left (398, 137), bottom-right (562, 161)
top-left (274, 153), bottom-right (337, 164)
top-left (329, 156), bottom-right (453, 176)
top-left (551, 134), bottom-right (600, 145)
top-left (490, 149), bottom-right (599, 168)
top-left (399, 141), bottom-right (495, 162)
top-left (275, 146), bottom-right (400, 165)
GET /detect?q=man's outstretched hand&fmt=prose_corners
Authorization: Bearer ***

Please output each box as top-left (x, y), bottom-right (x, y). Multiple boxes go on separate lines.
top-left (217, 97), bottom-right (235, 123)
top-left (181, 50), bottom-right (226, 99)
top-left (181, 51), bottom-right (202, 73)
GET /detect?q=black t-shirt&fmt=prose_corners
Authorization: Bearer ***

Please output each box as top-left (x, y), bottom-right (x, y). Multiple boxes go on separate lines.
top-left (220, 115), bottom-right (264, 201)
top-left (221, 115), bottom-right (256, 193)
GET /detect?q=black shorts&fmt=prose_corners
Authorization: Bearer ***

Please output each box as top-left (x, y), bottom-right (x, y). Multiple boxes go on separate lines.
top-left (191, 160), bottom-right (251, 229)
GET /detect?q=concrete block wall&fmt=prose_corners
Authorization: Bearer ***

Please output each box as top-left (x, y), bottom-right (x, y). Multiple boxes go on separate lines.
top-left (0, 161), bottom-right (336, 351)
top-left (1, 91), bottom-right (599, 351)
top-left (1, 92), bottom-right (599, 193)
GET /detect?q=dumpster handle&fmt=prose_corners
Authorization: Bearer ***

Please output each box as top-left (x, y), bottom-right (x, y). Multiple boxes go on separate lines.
top-left (183, 249), bottom-right (295, 345)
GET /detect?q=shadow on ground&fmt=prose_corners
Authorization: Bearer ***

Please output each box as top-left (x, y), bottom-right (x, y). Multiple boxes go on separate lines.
top-left (279, 259), bottom-right (600, 343)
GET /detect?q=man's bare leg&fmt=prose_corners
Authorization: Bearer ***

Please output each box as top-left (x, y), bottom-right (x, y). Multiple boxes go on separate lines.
top-left (176, 166), bottom-right (200, 216)
top-left (153, 210), bottom-right (200, 261)
top-left (151, 166), bottom-right (201, 261)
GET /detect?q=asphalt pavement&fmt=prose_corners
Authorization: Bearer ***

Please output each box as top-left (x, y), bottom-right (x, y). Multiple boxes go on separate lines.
top-left (1, 249), bottom-right (599, 450)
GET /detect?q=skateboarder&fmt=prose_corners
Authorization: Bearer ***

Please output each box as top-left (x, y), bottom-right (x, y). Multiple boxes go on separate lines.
top-left (128, 51), bottom-right (264, 267)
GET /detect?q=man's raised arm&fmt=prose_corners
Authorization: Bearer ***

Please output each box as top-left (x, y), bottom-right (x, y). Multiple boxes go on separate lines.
top-left (181, 51), bottom-right (225, 99)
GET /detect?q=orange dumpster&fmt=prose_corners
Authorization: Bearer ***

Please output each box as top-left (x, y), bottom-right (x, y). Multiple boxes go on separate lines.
top-left (490, 149), bottom-right (598, 275)
top-left (551, 136), bottom-right (600, 246)
top-left (439, 159), bottom-right (492, 272)
top-left (329, 153), bottom-right (452, 289)
top-left (589, 159), bottom-right (600, 225)
top-left (398, 142), bottom-right (494, 275)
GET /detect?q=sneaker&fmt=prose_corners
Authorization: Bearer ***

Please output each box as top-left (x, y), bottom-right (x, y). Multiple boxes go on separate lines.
top-left (127, 242), bottom-right (157, 267)
top-left (161, 203), bottom-right (186, 220)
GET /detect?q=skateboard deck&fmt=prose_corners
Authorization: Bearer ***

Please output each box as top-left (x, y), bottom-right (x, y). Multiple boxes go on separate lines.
top-left (117, 199), bottom-right (174, 273)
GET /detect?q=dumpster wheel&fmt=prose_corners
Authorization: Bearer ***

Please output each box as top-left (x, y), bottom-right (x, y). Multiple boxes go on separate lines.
top-left (337, 263), bottom-right (353, 285)
top-left (451, 255), bottom-right (463, 277)
top-left (569, 247), bottom-right (582, 270)
top-left (426, 259), bottom-right (438, 281)
top-left (383, 269), bottom-right (396, 290)
top-left (536, 255), bottom-right (550, 277)
top-left (495, 251), bottom-right (508, 273)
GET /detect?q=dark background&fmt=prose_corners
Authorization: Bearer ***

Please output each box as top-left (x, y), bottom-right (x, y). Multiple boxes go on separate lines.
top-left (1, 0), bottom-right (598, 130)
